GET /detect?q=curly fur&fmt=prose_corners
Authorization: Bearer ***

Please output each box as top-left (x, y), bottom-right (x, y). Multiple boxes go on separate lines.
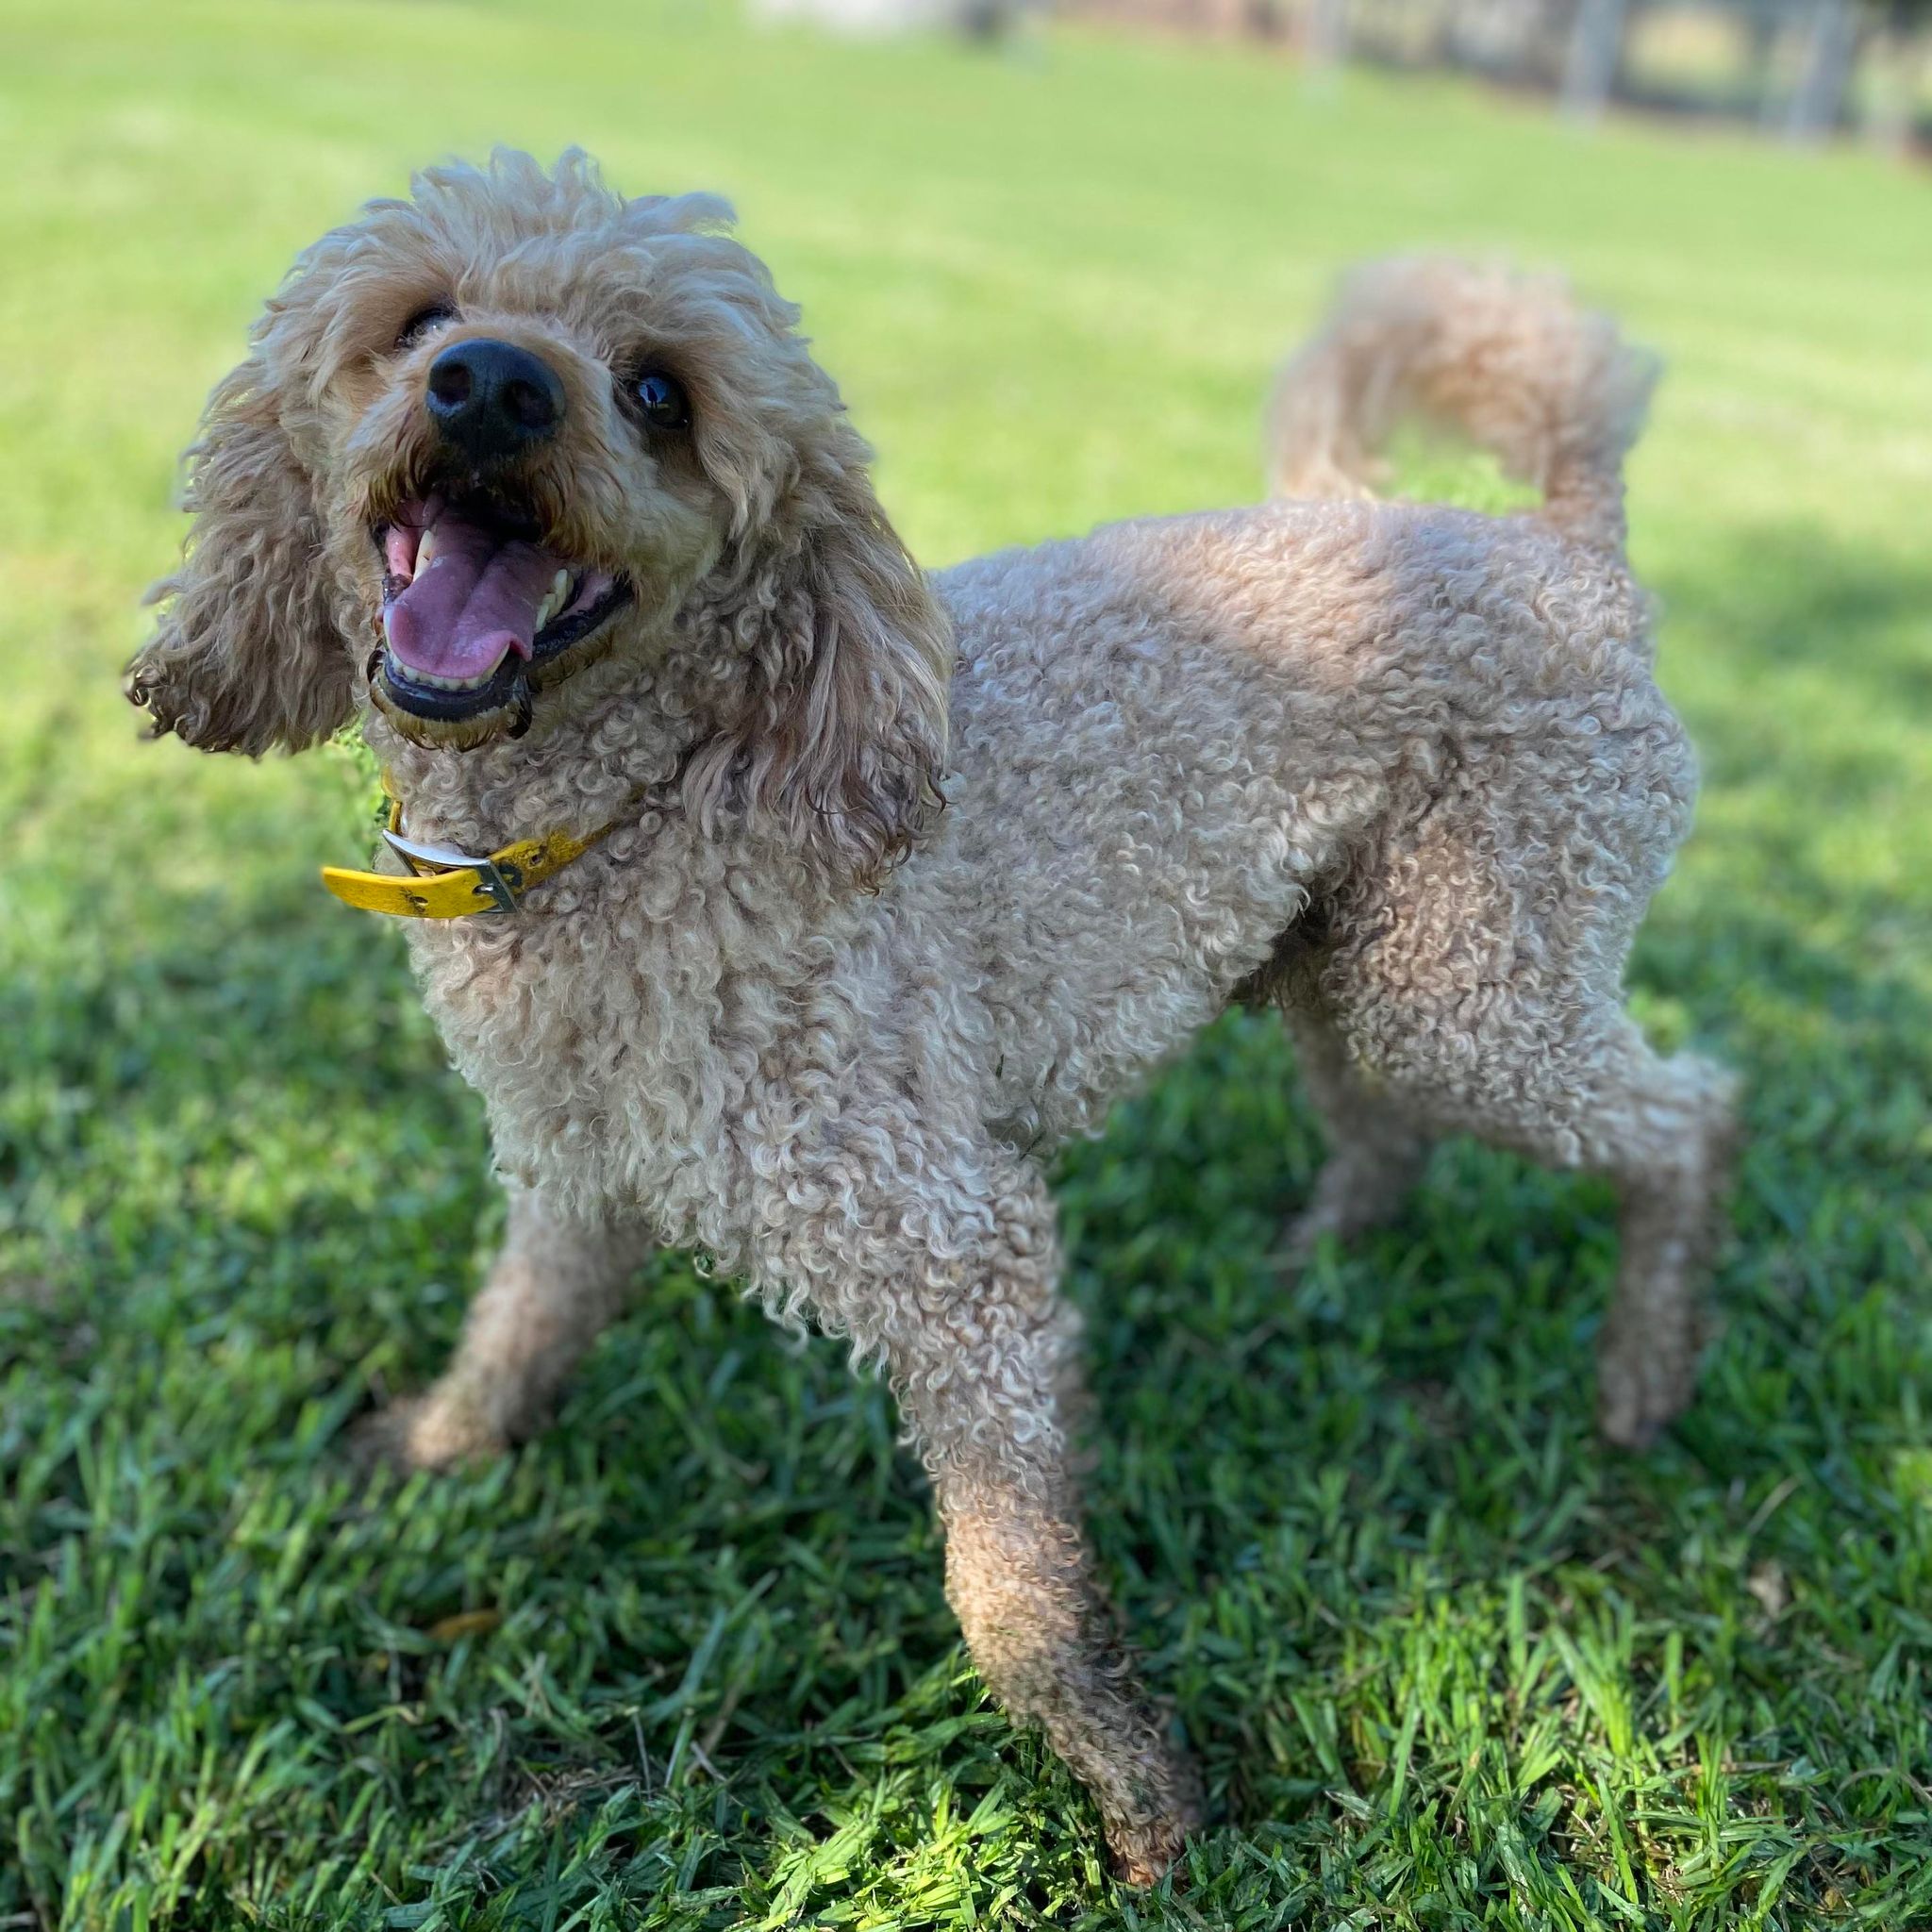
top-left (131, 154), bottom-right (1734, 1879)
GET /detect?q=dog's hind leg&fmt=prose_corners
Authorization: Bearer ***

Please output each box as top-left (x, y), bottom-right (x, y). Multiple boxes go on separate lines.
top-left (1584, 1037), bottom-right (1738, 1447)
top-left (1307, 773), bottom-right (1735, 1446)
top-left (1472, 1020), bottom-right (1734, 1449)
top-left (389, 1182), bottom-right (653, 1471)
top-left (1324, 977), bottom-right (1733, 1447)
top-left (1280, 1007), bottom-right (1435, 1264)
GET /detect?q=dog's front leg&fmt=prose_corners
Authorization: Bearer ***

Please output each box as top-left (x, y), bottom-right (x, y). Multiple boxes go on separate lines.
top-left (938, 1468), bottom-right (1202, 1884)
top-left (772, 1148), bottom-right (1202, 1882)
top-left (381, 1181), bottom-right (654, 1470)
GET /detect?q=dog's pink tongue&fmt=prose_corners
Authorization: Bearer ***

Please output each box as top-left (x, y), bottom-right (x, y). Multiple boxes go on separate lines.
top-left (384, 513), bottom-right (561, 681)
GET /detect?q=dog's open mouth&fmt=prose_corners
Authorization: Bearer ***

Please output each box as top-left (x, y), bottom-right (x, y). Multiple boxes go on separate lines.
top-left (371, 493), bottom-right (633, 738)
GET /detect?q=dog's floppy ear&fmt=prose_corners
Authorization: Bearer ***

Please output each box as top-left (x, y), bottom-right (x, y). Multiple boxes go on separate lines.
top-left (128, 352), bottom-right (354, 755)
top-left (685, 427), bottom-right (951, 890)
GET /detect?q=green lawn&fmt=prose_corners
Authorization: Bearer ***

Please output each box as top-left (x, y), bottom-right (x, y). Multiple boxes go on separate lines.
top-left (3, 3), bottom-right (1930, 1926)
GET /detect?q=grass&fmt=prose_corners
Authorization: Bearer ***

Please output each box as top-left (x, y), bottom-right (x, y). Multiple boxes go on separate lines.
top-left (2, 1), bottom-right (1930, 1924)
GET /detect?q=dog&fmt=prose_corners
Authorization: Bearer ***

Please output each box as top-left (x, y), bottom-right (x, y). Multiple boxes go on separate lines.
top-left (128, 150), bottom-right (1735, 1881)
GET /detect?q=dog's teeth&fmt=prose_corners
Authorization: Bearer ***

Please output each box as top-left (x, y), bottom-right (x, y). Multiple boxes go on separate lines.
top-left (416, 528), bottom-right (437, 575)
top-left (535, 571), bottom-right (572, 633)
top-left (406, 667), bottom-right (467, 691)
top-left (399, 663), bottom-right (497, 691)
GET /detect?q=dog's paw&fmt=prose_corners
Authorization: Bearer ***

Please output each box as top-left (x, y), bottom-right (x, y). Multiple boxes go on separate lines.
top-left (1104, 1802), bottom-right (1200, 1889)
top-left (1108, 1830), bottom-right (1186, 1889)
top-left (1101, 1744), bottom-right (1205, 1888)
top-left (1595, 1332), bottom-right (1697, 1450)
top-left (1277, 1200), bottom-right (1349, 1271)
top-left (1277, 1191), bottom-right (1385, 1271)
top-left (352, 1391), bottom-right (511, 1474)
top-left (1278, 1150), bottom-right (1424, 1270)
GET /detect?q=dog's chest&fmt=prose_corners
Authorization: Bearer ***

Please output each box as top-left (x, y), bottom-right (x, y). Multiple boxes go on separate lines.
top-left (402, 826), bottom-right (826, 1252)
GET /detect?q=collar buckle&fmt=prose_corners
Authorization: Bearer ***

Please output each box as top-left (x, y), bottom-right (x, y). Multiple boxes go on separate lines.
top-left (381, 827), bottom-right (522, 916)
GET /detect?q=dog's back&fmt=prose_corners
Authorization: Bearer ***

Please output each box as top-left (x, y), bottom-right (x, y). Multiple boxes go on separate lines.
top-left (925, 258), bottom-right (1679, 1156)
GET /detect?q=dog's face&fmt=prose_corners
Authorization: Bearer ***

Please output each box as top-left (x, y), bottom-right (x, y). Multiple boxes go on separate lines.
top-left (130, 152), bottom-right (950, 884)
top-left (349, 252), bottom-right (727, 749)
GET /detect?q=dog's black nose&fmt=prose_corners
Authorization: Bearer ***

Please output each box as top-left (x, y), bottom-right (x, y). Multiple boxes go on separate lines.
top-left (425, 339), bottom-right (565, 461)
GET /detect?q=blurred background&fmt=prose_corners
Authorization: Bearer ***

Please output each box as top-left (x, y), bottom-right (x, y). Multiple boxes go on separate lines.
top-left (3, 2), bottom-right (1928, 1926)
top-left (781, 0), bottom-right (1932, 150)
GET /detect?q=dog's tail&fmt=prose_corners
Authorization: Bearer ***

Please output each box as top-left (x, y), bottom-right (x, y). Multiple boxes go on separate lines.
top-left (1264, 257), bottom-right (1657, 558)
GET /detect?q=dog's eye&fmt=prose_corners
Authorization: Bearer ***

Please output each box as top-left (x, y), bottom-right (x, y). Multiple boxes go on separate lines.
top-left (633, 370), bottom-right (691, 432)
top-left (395, 303), bottom-right (457, 351)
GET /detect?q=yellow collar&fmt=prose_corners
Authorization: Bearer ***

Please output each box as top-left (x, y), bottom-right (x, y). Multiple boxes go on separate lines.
top-left (322, 779), bottom-right (640, 919)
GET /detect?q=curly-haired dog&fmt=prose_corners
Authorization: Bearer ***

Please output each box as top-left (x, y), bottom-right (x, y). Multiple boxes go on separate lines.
top-left (130, 152), bottom-right (1735, 1880)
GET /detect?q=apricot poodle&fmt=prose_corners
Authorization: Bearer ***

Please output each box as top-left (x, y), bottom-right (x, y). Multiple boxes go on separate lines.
top-left (129, 151), bottom-right (1735, 1881)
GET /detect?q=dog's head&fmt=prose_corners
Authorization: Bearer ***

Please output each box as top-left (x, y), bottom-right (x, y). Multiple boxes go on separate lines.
top-left (129, 150), bottom-right (949, 886)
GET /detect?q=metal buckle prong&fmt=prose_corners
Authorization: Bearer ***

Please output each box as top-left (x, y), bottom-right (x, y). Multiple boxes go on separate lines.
top-left (382, 827), bottom-right (521, 915)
